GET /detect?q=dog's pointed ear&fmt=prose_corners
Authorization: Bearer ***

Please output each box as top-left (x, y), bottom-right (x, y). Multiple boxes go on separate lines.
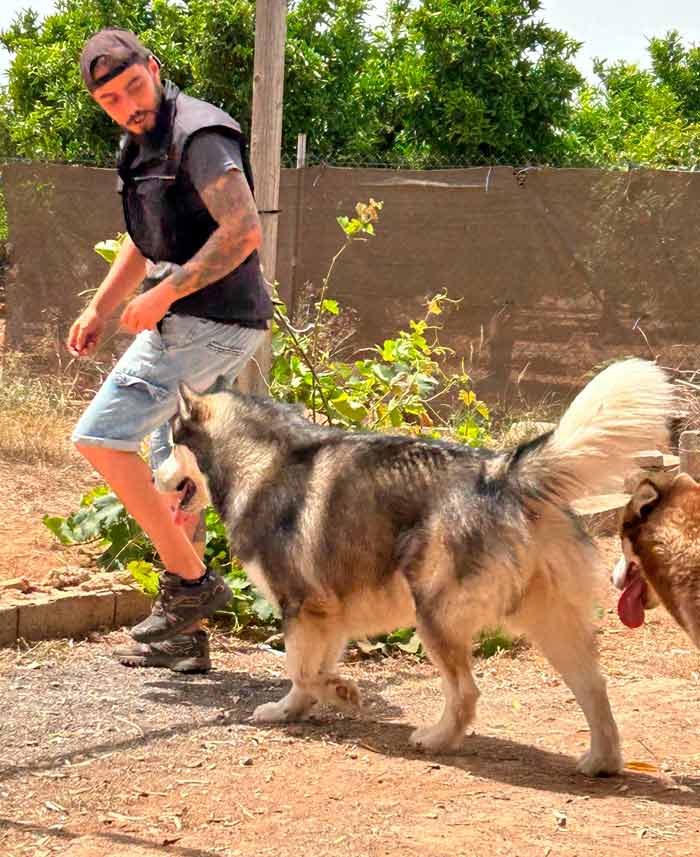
top-left (208, 374), bottom-right (232, 395)
top-left (630, 480), bottom-right (661, 520)
top-left (177, 383), bottom-right (199, 422)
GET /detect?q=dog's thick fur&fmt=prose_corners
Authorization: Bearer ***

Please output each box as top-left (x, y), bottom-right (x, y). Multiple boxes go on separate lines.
top-left (156, 358), bottom-right (672, 776)
top-left (613, 472), bottom-right (700, 647)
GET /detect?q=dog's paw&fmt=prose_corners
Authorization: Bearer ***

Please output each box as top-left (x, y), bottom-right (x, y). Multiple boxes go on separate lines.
top-left (319, 676), bottom-right (361, 712)
top-left (409, 724), bottom-right (464, 754)
top-left (252, 700), bottom-right (307, 724)
top-left (576, 749), bottom-right (623, 778)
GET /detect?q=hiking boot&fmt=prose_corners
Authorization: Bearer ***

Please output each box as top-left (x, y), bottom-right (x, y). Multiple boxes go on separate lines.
top-left (129, 570), bottom-right (232, 644)
top-left (113, 630), bottom-right (211, 673)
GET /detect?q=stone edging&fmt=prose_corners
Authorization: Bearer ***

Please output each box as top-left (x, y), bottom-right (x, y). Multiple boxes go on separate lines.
top-left (0, 585), bottom-right (151, 647)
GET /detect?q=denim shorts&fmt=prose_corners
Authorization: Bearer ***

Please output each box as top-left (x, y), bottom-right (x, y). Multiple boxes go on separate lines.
top-left (72, 313), bottom-right (265, 469)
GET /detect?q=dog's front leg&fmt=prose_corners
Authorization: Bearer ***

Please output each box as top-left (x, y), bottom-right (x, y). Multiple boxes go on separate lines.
top-left (409, 617), bottom-right (479, 753)
top-left (252, 617), bottom-right (357, 723)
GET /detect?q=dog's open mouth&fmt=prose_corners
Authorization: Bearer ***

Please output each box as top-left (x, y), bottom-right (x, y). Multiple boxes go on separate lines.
top-left (616, 560), bottom-right (648, 629)
top-left (171, 477), bottom-right (198, 526)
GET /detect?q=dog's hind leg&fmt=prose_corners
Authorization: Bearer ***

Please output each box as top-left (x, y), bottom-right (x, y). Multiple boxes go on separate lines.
top-left (252, 614), bottom-right (356, 724)
top-left (512, 591), bottom-right (622, 777)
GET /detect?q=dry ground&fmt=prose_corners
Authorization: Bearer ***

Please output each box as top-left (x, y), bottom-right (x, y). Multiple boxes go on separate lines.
top-left (1, 463), bottom-right (700, 856)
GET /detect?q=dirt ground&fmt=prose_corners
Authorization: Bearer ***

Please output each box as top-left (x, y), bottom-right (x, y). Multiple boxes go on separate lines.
top-left (2, 464), bottom-right (700, 857)
top-left (0, 459), bottom-right (89, 588)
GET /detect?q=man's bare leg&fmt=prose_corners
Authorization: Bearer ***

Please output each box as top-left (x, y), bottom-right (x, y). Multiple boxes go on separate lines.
top-left (179, 510), bottom-right (206, 634)
top-left (76, 444), bottom-right (230, 643)
top-left (75, 445), bottom-right (204, 578)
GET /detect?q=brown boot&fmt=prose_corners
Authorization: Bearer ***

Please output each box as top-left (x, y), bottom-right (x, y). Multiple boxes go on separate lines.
top-left (112, 629), bottom-right (211, 673)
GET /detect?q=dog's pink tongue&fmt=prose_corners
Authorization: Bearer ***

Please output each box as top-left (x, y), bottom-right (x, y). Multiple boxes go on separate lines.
top-left (617, 576), bottom-right (646, 629)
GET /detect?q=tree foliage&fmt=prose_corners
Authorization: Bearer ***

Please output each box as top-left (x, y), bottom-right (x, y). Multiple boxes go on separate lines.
top-left (562, 60), bottom-right (700, 169)
top-left (376, 0), bottom-right (583, 164)
top-left (1, 0), bottom-right (584, 166)
top-left (559, 31), bottom-right (700, 170)
top-left (4, 2), bottom-right (700, 169)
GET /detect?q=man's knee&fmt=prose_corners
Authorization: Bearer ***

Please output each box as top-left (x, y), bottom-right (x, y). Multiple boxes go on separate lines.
top-left (73, 441), bottom-right (127, 466)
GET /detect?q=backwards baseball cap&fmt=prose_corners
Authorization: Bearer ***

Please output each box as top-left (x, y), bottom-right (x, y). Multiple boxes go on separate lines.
top-left (80, 28), bottom-right (156, 92)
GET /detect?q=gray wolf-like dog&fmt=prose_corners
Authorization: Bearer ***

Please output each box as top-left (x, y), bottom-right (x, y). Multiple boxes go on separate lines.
top-left (156, 359), bottom-right (671, 776)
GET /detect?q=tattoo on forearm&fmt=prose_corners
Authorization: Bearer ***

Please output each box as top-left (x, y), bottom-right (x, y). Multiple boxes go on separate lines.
top-left (169, 171), bottom-right (261, 298)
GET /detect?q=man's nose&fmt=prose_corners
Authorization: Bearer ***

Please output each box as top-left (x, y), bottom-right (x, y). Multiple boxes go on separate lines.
top-left (123, 96), bottom-right (140, 121)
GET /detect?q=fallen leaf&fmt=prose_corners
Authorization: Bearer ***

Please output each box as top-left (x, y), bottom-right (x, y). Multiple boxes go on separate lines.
top-left (626, 761), bottom-right (659, 774)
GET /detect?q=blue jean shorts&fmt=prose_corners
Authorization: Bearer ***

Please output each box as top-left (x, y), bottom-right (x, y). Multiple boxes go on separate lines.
top-left (72, 313), bottom-right (265, 469)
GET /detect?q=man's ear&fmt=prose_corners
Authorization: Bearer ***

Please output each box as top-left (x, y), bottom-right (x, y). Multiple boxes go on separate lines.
top-left (148, 54), bottom-right (161, 81)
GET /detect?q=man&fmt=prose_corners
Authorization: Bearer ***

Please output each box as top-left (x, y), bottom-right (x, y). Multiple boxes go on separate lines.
top-left (68, 28), bottom-right (273, 672)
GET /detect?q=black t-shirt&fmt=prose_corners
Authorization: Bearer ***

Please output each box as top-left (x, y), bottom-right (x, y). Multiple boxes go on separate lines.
top-left (183, 131), bottom-right (246, 192)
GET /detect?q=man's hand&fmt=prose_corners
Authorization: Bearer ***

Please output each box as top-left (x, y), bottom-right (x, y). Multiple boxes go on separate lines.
top-left (67, 307), bottom-right (105, 357)
top-left (120, 284), bottom-right (174, 335)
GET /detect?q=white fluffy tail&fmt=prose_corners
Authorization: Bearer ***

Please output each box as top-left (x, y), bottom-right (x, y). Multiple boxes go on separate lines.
top-left (520, 359), bottom-right (673, 501)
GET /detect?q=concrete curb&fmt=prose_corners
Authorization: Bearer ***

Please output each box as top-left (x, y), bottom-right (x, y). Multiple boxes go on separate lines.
top-left (0, 584), bottom-right (151, 647)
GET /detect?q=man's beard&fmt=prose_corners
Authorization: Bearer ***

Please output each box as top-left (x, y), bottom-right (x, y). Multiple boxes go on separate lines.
top-left (126, 84), bottom-right (170, 143)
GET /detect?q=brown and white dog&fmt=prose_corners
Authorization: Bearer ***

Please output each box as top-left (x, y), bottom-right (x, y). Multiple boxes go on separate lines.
top-left (613, 472), bottom-right (700, 647)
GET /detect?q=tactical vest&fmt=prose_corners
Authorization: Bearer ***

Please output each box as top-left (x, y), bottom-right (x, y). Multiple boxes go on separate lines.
top-left (116, 81), bottom-right (273, 324)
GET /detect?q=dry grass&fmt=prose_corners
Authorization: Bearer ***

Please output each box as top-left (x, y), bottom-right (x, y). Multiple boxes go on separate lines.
top-left (0, 349), bottom-right (95, 465)
top-left (487, 394), bottom-right (566, 448)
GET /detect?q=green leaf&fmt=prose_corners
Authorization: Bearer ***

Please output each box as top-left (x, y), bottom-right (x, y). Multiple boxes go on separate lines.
top-left (387, 627), bottom-right (414, 643)
top-left (332, 393), bottom-right (368, 422)
top-left (369, 362), bottom-right (397, 384)
top-left (380, 339), bottom-right (397, 361)
top-left (128, 560), bottom-right (159, 598)
top-left (321, 298), bottom-right (339, 315)
top-left (80, 485), bottom-right (110, 507)
top-left (396, 633), bottom-right (423, 655)
top-left (42, 515), bottom-right (76, 545)
top-left (413, 372), bottom-right (440, 394)
top-left (94, 236), bottom-right (125, 265)
top-left (355, 638), bottom-right (387, 655)
top-left (252, 596), bottom-right (277, 623)
top-left (388, 407), bottom-right (403, 427)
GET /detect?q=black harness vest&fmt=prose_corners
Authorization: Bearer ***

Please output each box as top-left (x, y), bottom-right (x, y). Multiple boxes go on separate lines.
top-left (116, 81), bottom-right (272, 324)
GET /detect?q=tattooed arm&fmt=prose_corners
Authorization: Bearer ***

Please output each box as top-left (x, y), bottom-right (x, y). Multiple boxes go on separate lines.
top-left (120, 164), bottom-right (262, 334)
top-left (165, 169), bottom-right (262, 299)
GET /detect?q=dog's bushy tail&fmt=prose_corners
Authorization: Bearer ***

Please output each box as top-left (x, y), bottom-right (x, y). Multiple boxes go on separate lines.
top-left (511, 359), bottom-right (673, 502)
